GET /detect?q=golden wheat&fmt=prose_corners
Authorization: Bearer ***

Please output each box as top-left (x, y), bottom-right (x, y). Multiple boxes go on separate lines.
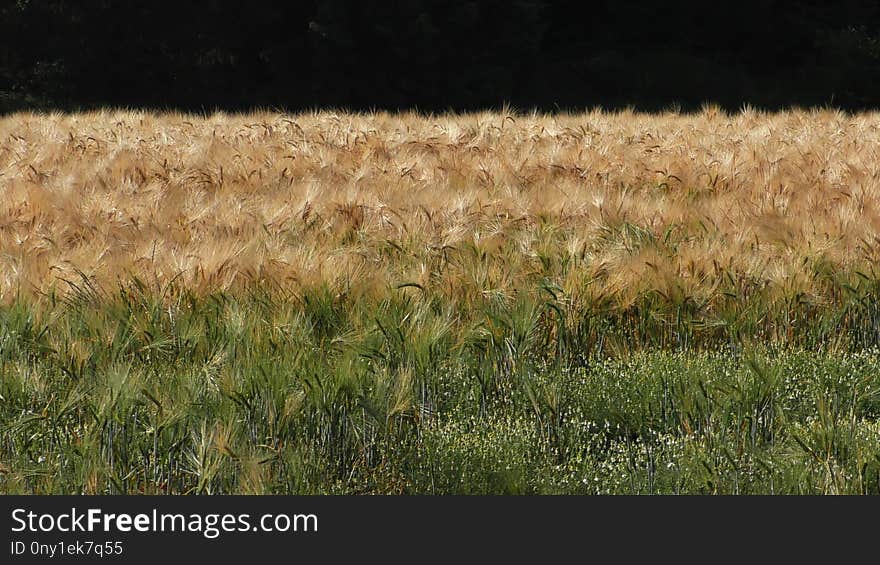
top-left (1, 106), bottom-right (879, 308)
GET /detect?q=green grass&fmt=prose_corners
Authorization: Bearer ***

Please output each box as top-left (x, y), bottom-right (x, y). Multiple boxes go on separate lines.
top-left (2, 279), bottom-right (880, 494)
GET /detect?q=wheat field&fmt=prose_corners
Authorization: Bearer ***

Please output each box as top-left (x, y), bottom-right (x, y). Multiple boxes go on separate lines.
top-left (3, 107), bottom-right (880, 305)
top-left (3, 107), bottom-right (880, 494)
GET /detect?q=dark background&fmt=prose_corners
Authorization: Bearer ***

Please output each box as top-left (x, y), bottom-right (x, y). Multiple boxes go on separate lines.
top-left (0, 495), bottom-right (875, 564)
top-left (2, 0), bottom-right (879, 114)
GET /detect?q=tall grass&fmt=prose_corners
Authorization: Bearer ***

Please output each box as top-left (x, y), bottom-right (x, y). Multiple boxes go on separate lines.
top-left (2, 282), bottom-right (880, 494)
top-left (3, 107), bottom-right (880, 313)
top-left (3, 107), bottom-right (880, 493)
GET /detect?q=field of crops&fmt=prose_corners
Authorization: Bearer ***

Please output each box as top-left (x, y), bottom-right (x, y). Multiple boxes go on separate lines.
top-left (2, 107), bottom-right (880, 493)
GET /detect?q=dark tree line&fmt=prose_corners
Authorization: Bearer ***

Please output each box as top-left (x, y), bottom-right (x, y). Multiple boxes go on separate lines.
top-left (2, 0), bottom-right (880, 113)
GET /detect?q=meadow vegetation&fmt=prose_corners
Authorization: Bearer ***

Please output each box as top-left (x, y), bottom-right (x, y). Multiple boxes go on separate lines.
top-left (2, 107), bottom-right (880, 493)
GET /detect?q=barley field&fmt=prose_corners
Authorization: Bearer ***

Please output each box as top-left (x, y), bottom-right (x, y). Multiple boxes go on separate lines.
top-left (2, 107), bottom-right (880, 494)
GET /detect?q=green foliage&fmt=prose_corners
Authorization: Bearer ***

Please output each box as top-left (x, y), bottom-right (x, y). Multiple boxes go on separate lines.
top-left (3, 283), bottom-right (880, 494)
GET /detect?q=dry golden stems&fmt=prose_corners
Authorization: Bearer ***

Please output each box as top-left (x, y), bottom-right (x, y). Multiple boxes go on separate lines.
top-left (1, 107), bottom-right (879, 305)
